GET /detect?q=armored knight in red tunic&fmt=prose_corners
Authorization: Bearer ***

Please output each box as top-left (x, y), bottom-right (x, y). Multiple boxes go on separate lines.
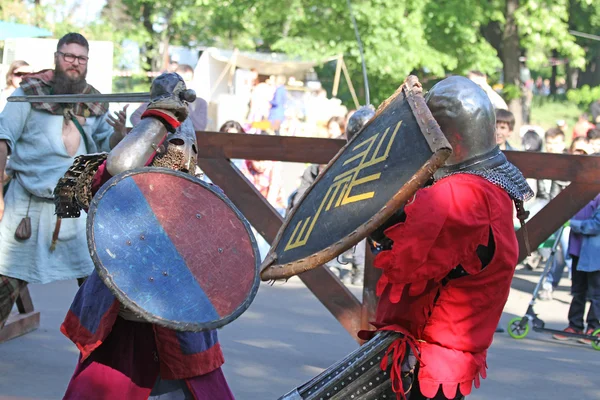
top-left (279, 76), bottom-right (533, 400)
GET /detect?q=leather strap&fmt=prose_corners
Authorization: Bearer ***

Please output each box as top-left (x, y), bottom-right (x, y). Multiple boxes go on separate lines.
top-left (49, 217), bottom-right (62, 252)
top-left (65, 109), bottom-right (90, 153)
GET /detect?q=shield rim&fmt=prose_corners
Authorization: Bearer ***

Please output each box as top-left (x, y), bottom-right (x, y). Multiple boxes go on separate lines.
top-left (87, 167), bottom-right (261, 331)
top-left (260, 75), bottom-right (452, 281)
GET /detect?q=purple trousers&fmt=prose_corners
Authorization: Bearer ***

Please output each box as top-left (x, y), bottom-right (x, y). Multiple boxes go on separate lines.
top-left (63, 317), bottom-right (235, 400)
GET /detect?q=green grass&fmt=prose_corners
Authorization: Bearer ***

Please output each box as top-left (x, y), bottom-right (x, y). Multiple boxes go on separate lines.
top-left (530, 95), bottom-right (582, 134)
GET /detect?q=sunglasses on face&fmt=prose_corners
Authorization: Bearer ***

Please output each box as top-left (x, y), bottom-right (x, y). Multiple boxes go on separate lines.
top-left (57, 51), bottom-right (89, 65)
top-left (13, 72), bottom-right (27, 77)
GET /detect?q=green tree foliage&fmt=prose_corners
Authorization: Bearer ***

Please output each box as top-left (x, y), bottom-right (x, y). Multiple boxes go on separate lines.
top-left (568, 0), bottom-right (600, 87)
top-left (4, 0), bottom-right (599, 107)
top-left (247, 0), bottom-right (594, 105)
top-left (0, 0), bottom-right (129, 68)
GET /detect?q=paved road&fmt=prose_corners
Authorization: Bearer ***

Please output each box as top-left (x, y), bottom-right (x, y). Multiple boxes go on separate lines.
top-left (0, 266), bottom-right (598, 400)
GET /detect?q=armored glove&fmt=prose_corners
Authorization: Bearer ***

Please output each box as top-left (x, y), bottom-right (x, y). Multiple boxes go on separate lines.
top-left (145, 72), bottom-right (196, 123)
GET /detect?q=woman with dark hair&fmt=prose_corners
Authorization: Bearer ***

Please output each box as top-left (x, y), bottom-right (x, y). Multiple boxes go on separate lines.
top-left (219, 120), bottom-right (245, 133)
top-left (0, 60), bottom-right (32, 110)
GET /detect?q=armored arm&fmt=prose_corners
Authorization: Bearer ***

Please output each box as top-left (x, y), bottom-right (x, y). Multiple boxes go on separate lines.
top-left (106, 73), bottom-right (193, 176)
top-left (54, 153), bottom-right (108, 218)
top-left (54, 73), bottom-right (195, 218)
top-left (105, 117), bottom-right (169, 176)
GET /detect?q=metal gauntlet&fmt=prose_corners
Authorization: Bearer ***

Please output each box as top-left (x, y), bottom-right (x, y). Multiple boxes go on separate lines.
top-left (54, 153), bottom-right (108, 218)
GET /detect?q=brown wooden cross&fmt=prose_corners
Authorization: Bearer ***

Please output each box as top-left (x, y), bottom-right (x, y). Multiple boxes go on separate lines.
top-left (3, 131), bottom-right (596, 344)
top-left (0, 285), bottom-right (40, 343)
top-left (197, 131), bottom-right (600, 341)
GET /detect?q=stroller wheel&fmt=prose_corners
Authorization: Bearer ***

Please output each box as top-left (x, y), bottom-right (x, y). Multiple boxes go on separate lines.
top-left (508, 317), bottom-right (530, 339)
top-left (591, 329), bottom-right (600, 351)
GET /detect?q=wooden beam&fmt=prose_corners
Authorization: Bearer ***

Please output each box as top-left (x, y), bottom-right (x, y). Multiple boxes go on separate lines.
top-left (197, 157), bottom-right (364, 339)
top-left (360, 242), bottom-right (381, 334)
top-left (192, 133), bottom-right (600, 338)
top-left (0, 312), bottom-right (40, 344)
top-left (195, 134), bottom-right (600, 184)
top-left (0, 285), bottom-right (40, 343)
top-left (516, 182), bottom-right (600, 262)
top-left (505, 151), bottom-right (600, 184)
top-left (197, 131), bottom-right (344, 164)
top-left (15, 285), bottom-right (34, 314)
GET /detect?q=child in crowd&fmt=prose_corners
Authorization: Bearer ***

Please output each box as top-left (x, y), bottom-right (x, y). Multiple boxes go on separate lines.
top-left (588, 128), bottom-right (600, 155)
top-left (553, 194), bottom-right (600, 344)
top-left (495, 109), bottom-right (516, 150)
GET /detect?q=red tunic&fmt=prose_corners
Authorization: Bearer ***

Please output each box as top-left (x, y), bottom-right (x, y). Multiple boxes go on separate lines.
top-left (364, 174), bottom-right (518, 398)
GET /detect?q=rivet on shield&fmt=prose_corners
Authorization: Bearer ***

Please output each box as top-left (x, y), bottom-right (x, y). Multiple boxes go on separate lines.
top-left (218, 248), bottom-right (223, 254)
top-left (162, 271), bottom-right (168, 276)
top-left (149, 277), bottom-right (154, 282)
top-left (140, 234), bottom-right (145, 240)
top-left (196, 213), bottom-right (202, 219)
top-left (126, 240), bottom-right (131, 246)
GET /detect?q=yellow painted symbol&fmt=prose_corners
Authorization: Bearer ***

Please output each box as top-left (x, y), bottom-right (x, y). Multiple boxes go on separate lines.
top-left (284, 121), bottom-right (402, 251)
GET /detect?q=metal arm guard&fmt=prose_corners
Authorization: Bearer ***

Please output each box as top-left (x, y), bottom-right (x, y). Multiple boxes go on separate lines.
top-left (279, 331), bottom-right (414, 400)
top-left (106, 117), bottom-right (168, 177)
top-left (54, 153), bottom-right (108, 218)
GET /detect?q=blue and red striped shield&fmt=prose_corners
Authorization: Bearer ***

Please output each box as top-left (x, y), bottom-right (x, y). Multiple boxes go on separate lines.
top-left (87, 168), bottom-right (260, 331)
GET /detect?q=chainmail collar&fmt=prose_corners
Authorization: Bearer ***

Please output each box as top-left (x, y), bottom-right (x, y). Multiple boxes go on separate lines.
top-left (434, 147), bottom-right (534, 202)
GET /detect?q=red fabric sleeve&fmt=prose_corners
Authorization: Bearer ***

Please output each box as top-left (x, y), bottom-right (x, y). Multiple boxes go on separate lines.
top-left (91, 160), bottom-right (112, 197)
top-left (374, 176), bottom-right (491, 302)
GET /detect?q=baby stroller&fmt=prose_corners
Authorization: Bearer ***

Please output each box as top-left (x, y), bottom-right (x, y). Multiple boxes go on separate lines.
top-left (507, 225), bottom-right (600, 350)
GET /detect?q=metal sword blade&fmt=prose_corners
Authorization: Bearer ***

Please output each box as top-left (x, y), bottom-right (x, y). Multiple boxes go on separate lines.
top-left (7, 92), bottom-right (151, 103)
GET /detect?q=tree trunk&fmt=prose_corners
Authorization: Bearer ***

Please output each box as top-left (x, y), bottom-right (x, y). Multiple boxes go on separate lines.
top-left (503, 0), bottom-right (522, 142)
top-left (161, 38), bottom-right (170, 72)
top-left (565, 62), bottom-right (577, 90)
top-left (550, 50), bottom-right (558, 95)
top-left (159, 10), bottom-right (174, 73)
top-left (577, 46), bottom-right (600, 88)
top-left (481, 21), bottom-right (503, 60)
top-left (141, 5), bottom-right (156, 82)
top-left (282, 0), bottom-right (300, 38)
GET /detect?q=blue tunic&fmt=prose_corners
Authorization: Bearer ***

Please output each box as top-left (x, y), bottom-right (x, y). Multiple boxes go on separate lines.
top-left (0, 88), bottom-right (113, 283)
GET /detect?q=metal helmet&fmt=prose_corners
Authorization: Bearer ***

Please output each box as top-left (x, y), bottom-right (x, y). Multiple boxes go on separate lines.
top-left (345, 105), bottom-right (376, 141)
top-left (425, 76), bottom-right (533, 203)
top-left (424, 76), bottom-right (496, 166)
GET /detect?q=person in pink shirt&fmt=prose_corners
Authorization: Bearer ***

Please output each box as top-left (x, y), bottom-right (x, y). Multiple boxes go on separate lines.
top-left (572, 113), bottom-right (596, 141)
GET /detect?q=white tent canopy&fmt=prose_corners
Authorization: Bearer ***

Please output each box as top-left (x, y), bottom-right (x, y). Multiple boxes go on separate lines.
top-left (205, 48), bottom-right (338, 77)
top-left (193, 47), bottom-right (339, 102)
top-left (191, 47), bottom-right (362, 131)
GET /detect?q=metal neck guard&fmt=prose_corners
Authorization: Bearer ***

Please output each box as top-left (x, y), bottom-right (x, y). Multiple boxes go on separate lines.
top-left (435, 147), bottom-right (534, 202)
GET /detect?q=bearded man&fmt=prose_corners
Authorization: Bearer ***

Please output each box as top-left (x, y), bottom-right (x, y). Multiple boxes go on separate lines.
top-left (0, 32), bottom-right (127, 328)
